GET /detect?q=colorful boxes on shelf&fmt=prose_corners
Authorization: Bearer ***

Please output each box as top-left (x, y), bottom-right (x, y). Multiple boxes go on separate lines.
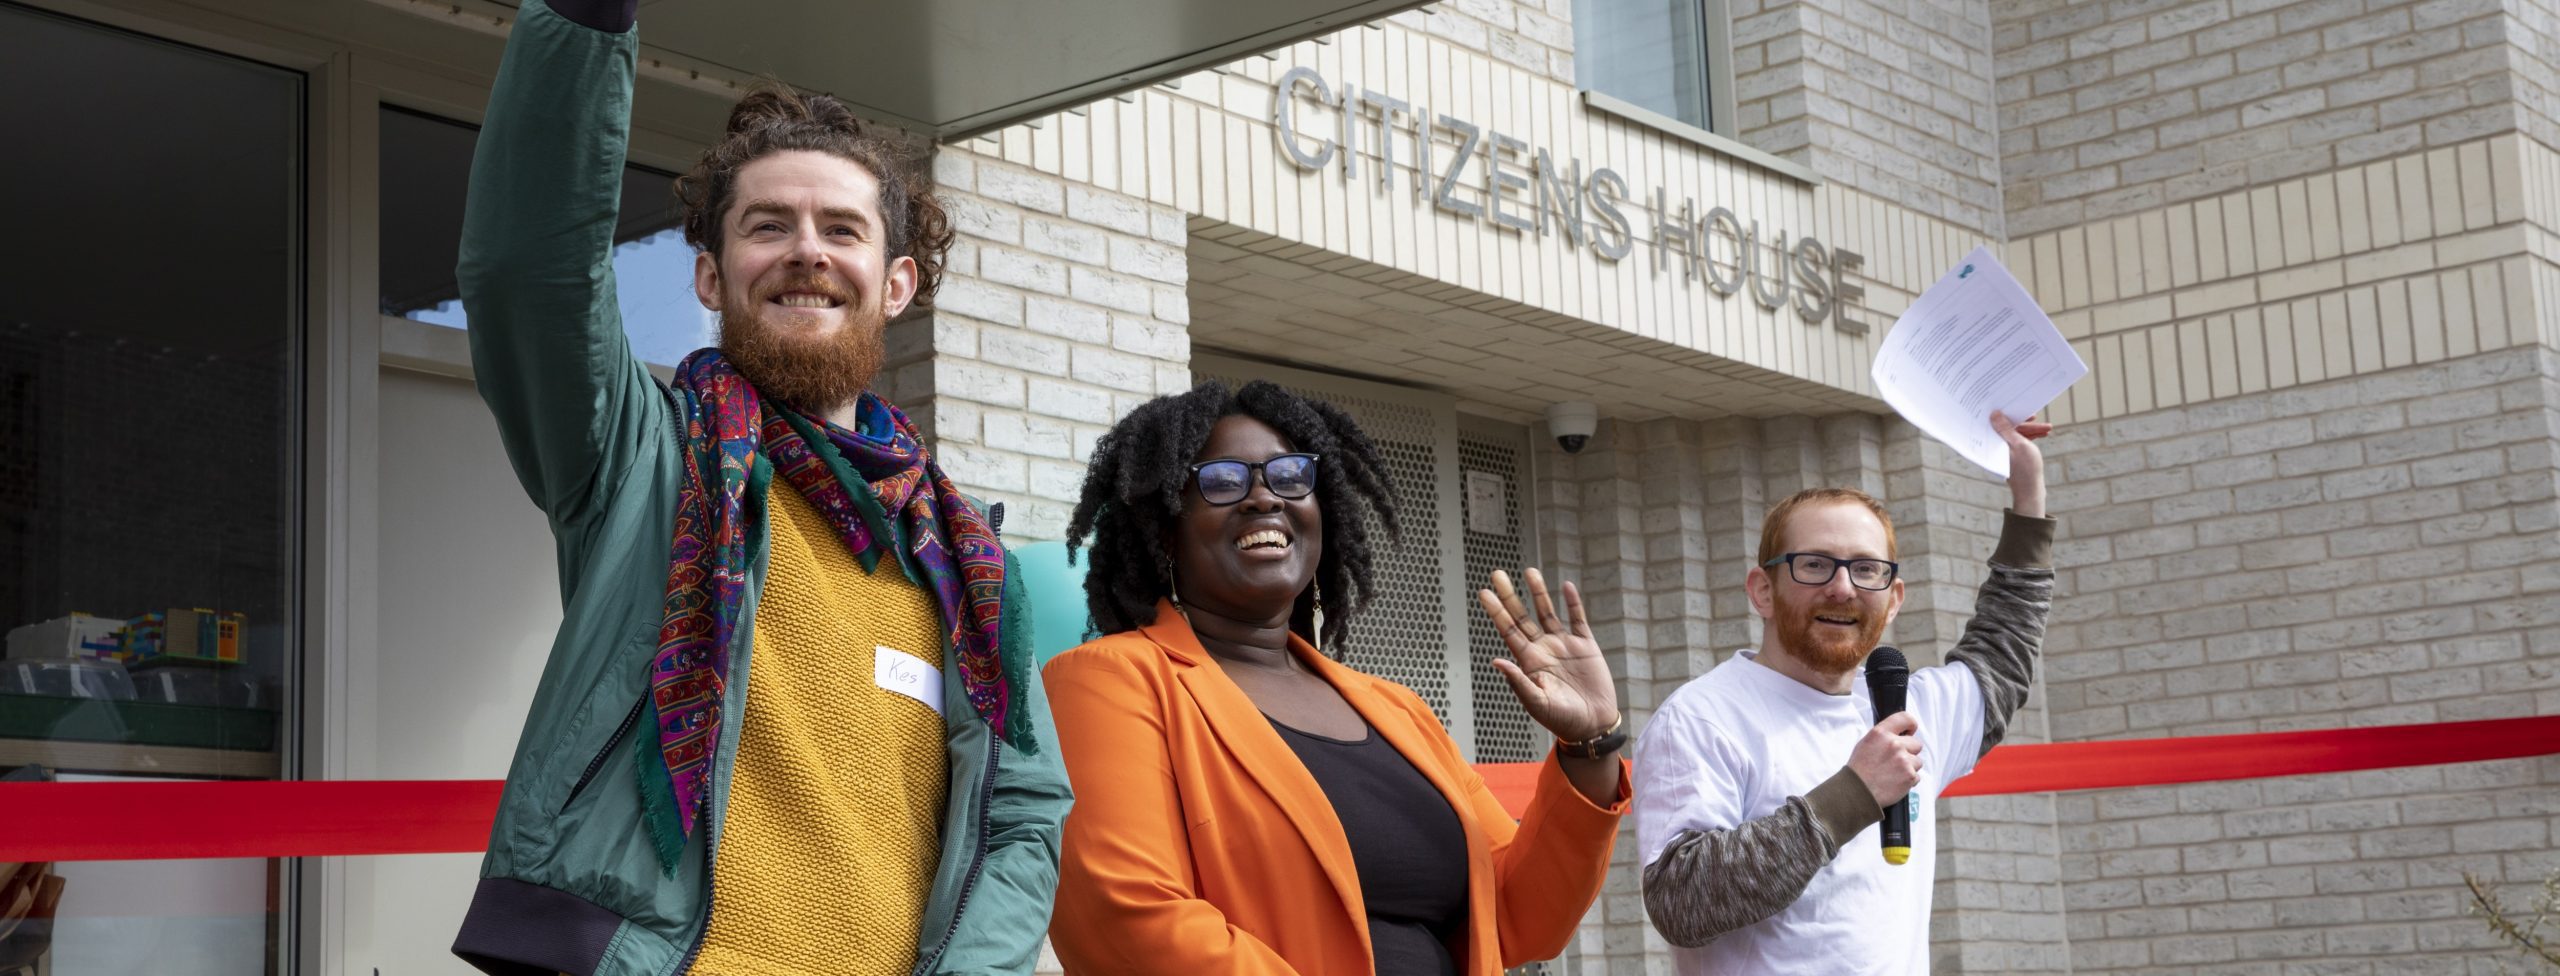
top-left (119, 609), bottom-right (247, 666)
top-left (2, 608), bottom-right (250, 668)
top-left (118, 614), bottom-right (163, 662)
top-left (3, 613), bottom-right (128, 662)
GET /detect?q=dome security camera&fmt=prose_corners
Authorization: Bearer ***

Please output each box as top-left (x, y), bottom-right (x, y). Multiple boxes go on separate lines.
top-left (1546, 401), bottom-right (1598, 454)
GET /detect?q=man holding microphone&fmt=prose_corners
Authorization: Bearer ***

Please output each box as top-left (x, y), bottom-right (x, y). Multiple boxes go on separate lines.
top-left (1633, 410), bottom-right (2055, 973)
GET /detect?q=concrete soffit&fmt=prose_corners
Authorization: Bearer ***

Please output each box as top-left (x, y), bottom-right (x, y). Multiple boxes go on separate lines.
top-left (375, 0), bottom-right (1437, 139)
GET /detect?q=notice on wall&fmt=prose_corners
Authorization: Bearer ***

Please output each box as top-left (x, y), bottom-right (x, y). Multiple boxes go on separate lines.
top-left (1465, 470), bottom-right (1508, 535)
top-left (1870, 246), bottom-right (2088, 478)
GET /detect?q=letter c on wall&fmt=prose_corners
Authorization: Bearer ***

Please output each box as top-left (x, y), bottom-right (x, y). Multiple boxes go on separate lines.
top-left (1273, 66), bottom-right (1336, 171)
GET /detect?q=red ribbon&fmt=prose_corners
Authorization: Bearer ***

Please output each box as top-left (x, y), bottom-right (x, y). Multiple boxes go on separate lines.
top-left (3, 715), bottom-right (2554, 861)
top-left (1489, 713), bottom-right (2560, 819)
top-left (1937, 713), bottom-right (2560, 797)
top-left (0, 780), bottom-right (503, 862)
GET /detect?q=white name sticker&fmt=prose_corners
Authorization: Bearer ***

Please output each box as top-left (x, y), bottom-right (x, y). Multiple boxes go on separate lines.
top-left (874, 645), bottom-right (943, 716)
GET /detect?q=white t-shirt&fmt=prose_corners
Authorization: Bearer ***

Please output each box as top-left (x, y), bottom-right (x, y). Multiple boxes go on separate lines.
top-left (1632, 650), bottom-right (1987, 975)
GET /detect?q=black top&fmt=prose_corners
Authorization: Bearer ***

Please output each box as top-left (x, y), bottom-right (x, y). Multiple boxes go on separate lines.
top-left (544, 0), bottom-right (637, 32)
top-left (1271, 717), bottom-right (1469, 976)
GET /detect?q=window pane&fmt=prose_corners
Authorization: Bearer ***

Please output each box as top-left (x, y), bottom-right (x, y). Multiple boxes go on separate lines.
top-left (379, 106), bottom-right (712, 367)
top-left (1575, 0), bottom-right (1710, 130)
top-left (0, 3), bottom-right (301, 974)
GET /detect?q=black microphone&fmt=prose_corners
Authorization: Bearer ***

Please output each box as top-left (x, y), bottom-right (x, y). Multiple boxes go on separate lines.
top-left (1864, 645), bottom-right (1912, 865)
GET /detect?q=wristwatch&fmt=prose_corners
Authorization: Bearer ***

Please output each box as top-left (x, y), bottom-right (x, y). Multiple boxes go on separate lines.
top-left (1557, 716), bottom-right (1627, 759)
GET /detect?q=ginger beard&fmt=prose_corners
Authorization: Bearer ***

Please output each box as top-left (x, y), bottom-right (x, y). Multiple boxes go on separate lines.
top-left (717, 271), bottom-right (888, 413)
top-left (1770, 582), bottom-right (1888, 675)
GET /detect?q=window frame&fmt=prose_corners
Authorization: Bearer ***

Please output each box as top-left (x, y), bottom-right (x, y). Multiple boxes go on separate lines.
top-left (2, 2), bottom-right (729, 972)
top-left (1571, 0), bottom-right (1738, 137)
top-left (1571, 0), bottom-right (1821, 185)
top-left (372, 100), bottom-right (702, 374)
top-left (1, 1), bottom-right (330, 972)
top-left (1698, 0), bottom-right (1739, 139)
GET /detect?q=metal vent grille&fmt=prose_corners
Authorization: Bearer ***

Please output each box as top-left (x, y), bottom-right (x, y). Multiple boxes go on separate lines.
top-left (1459, 427), bottom-right (1543, 763)
top-left (1191, 368), bottom-right (1452, 719)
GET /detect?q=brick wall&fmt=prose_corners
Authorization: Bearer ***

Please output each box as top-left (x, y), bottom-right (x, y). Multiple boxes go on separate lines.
top-left (1533, 417), bottom-right (1713, 974)
top-left (1732, 0), bottom-right (2009, 236)
top-left (933, 5), bottom-right (2560, 974)
top-left (2038, 344), bottom-right (2560, 972)
top-left (1384, 0), bottom-right (2009, 237)
top-left (941, 141), bottom-right (1200, 976)
top-left (1403, 0), bottom-right (2555, 243)
top-left (1387, 0), bottom-right (1580, 85)
top-left (2513, 0), bottom-right (2560, 148)
top-left (895, 147), bottom-right (1196, 541)
top-left (1993, 0), bottom-right (2525, 237)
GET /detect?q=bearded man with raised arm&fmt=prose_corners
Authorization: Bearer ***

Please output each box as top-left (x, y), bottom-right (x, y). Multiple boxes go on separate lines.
top-left (448, 3), bottom-right (1068, 973)
top-left (1633, 412), bottom-right (2055, 975)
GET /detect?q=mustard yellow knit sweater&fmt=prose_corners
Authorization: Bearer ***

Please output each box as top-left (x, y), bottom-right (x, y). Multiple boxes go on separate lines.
top-left (689, 482), bottom-right (950, 976)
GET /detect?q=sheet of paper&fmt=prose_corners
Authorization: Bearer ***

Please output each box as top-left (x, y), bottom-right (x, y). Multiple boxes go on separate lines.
top-left (1869, 245), bottom-right (2088, 478)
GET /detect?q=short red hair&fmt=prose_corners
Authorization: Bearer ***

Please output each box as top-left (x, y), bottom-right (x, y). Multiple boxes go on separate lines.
top-left (1757, 488), bottom-right (1897, 566)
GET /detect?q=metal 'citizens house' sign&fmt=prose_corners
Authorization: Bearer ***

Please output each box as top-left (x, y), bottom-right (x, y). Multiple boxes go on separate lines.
top-left (1271, 66), bottom-right (1870, 335)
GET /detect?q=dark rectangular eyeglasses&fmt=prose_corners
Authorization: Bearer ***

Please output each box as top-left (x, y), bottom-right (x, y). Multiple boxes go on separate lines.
top-left (1762, 552), bottom-right (1900, 590)
top-left (1190, 453), bottom-right (1320, 506)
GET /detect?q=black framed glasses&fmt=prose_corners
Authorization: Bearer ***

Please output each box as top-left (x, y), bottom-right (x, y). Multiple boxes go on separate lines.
top-left (1762, 552), bottom-right (1900, 590)
top-left (1188, 453), bottom-right (1320, 506)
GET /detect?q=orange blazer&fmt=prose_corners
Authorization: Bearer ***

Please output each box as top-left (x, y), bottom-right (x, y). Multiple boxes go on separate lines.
top-left (1043, 600), bottom-right (1630, 976)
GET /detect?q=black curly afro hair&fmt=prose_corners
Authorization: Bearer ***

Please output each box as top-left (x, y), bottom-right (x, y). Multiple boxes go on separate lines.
top-left (1065, 380), bottom-right (1400, 655)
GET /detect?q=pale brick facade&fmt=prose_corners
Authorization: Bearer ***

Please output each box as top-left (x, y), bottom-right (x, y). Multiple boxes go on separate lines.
top-left (1993, 0), bottom-right (2534, 237)
top-left (891, 148), bottom-right (1197, 543)
top-left (933, 0), bottom-right (2560, 972)
top-left (35, 0), bottom-right (2549, 970)
top-left (2037, 345), bottom-right (2560, 974)
top-left (1729, 0), bottom-right (2010, 236)
top-left (1389, 0), bottom-right (1584, 85)
top-left (2516, 0), bottom-right (2560, 146)
top-left (1398, 0), bottom-right (2019, 234)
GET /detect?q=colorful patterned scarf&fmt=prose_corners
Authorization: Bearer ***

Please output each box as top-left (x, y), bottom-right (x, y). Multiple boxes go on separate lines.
top-left (641, 349), bottom-right (1031, 869)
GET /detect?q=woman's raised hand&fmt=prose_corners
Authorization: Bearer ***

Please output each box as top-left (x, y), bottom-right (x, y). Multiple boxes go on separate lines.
top-left (1476, 568), bottom-right (1620, 744)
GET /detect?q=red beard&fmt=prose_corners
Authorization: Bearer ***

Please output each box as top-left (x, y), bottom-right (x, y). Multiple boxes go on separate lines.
top-left (719, 273), bottom-right (887, 413)
top-left (1771, 586), bottom-right (1887, 675)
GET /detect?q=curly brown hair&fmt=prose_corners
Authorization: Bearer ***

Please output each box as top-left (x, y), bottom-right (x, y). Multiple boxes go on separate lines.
top-left (675, 86), bottom-right (955, 308)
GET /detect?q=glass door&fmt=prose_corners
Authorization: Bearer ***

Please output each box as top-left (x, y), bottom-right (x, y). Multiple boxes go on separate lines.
top-left (0, 4), bottom-right (303, 973)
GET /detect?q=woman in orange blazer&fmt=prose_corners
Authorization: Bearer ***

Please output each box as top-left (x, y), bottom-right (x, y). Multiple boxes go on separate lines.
top-left (1045, 380), bottom-right (1630, 976)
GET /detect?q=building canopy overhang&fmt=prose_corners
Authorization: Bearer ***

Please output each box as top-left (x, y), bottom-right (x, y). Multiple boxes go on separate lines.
top-left (621, 0), bottom-right (1431, 138)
